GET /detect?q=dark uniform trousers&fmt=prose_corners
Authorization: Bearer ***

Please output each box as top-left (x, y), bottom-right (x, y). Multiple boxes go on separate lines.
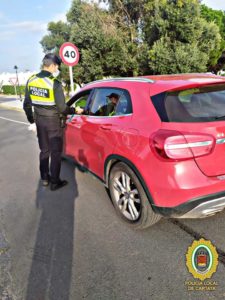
top-left (35, 114), bottom-right (63, 184)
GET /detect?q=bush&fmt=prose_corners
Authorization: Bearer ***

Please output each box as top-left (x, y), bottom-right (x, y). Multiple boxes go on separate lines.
top-left (2, 85), bottom-right (26, 95)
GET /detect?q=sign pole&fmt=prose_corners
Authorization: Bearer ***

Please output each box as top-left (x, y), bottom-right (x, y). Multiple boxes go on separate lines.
top-left (69, 66), bottom-right (75, 94)
top-left (14, 66), bottom-right (22, 101)
top-left (9, 78), bottom-right (18, 98)
top-left (14, 84), bottom-right (18, 98)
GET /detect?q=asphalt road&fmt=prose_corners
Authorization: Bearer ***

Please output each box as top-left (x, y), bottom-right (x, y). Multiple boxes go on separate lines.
top-left (1, 107), bottom-right (225, 300)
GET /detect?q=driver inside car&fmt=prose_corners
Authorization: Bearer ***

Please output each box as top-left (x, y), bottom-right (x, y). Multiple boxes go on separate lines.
top-left (94, 93), bottom-right (120, 116)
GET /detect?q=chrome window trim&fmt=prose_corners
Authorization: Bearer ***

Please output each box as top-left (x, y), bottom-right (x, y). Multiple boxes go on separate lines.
top-left (80, 113), bottom-right (133, 118)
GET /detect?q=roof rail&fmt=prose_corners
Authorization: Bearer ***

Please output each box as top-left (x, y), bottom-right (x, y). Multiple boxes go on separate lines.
top-left (84, 77), bottom-right (154, 86)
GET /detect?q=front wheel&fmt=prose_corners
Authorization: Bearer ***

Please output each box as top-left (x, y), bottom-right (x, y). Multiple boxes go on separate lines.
top-left (109, 162), bottom-right (161, 229)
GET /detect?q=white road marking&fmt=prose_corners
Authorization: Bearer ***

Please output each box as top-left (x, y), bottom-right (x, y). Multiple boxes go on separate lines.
top-left (0, 116), bottom-right (29, 125)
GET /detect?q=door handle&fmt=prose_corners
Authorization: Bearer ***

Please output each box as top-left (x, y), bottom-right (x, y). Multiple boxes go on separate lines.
top-left (75, 124), bottom-right (81, 128)
top-left (67, 118), bottom-right (81, 128)
top-left (100, 125), bottom-right (112, 131)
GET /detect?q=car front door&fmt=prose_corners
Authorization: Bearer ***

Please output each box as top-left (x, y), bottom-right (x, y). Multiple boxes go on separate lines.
top-left (79, 87), bottom-right (133, 178)
top-left (64, 89), bottom-right (93, 163)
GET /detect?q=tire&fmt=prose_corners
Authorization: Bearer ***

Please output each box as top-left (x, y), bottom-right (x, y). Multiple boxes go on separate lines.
top-left (109, 162), bottom-right (161, 229)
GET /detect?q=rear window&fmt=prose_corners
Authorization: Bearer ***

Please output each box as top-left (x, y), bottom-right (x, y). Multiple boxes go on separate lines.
top-left (151, 84), bottom-right (225, 122)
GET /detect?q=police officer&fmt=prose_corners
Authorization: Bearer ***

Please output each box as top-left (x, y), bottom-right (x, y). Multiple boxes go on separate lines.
top-left (24, 53), bottom-right (76, 191)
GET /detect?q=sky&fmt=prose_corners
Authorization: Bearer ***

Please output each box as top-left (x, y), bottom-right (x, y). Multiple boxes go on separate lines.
top-left (0, 0), bottom-right (225, 73)
top-left (202, 0), bottom-right (225, 11)
top-left (0, 0), bottom-right (71, 73)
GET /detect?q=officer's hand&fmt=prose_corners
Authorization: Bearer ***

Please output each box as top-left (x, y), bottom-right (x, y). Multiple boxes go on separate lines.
top-left (28, 123), bottom-right (37, 133)
top-left (75, 106), bottom-right (84, 115)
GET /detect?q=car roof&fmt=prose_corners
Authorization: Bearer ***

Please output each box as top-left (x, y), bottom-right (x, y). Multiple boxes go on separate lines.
top-left (145, 73), bottom-right (225, 96)
top-left (144, 73), bottom-right (224, 81)
top-left (80, 73), bottom-right (225, 96)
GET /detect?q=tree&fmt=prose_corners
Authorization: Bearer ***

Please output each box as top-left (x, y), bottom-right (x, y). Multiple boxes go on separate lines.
top-left (41, 0), bottom-right (145, 84)
top-left (69, 0), bottom-right (149, 82)
top-left (100, 0), bottom-right (145, 41)
top-left (201, 4), bottom-right (225, 38)
top-left (144, 0), bottom-right (221, 74)
top-left (40, 0), bottom-right (223, 83)
top-left (40, 21), bottom-right (71, 52)
top-left (149, 37), bottom-right (208, 74)
top-left (99, 0), bottom-right (150, 74)
top-left (200, 4), bottom-right (225, 71)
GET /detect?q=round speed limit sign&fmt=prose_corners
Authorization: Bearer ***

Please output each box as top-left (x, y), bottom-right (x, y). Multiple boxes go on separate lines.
top-left (59, 42), bottom-right (80, 66)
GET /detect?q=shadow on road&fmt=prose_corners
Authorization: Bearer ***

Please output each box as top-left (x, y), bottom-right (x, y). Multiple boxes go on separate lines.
top-left (25, 160), bottom-right (78, 300)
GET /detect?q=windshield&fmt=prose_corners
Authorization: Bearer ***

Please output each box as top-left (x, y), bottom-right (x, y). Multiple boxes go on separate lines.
top-left (151, 84), bottom-right (225, 122)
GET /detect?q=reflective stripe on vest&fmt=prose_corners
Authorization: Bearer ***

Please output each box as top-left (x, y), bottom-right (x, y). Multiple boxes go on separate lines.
top-left (27, 75), bottom-right (56, 106)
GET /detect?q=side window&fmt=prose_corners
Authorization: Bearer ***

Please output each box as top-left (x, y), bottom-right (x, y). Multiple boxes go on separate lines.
top-left (89, 89), bottom-right (107, 116)
top-left (66, 89), bottom-right (92, 114)
top-left (89, 88), bottom-right (132, 117)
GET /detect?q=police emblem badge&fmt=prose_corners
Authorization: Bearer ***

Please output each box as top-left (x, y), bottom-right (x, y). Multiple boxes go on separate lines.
top-left (186, 238), bottom-right (218, 281)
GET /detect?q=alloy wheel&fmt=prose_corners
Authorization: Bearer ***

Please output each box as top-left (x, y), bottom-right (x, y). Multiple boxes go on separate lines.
top-left (112, 171), bottom-right (141, 221)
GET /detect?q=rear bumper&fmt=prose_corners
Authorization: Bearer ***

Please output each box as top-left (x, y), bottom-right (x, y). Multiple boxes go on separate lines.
top-left (153, 191), bottom-right (225, 218)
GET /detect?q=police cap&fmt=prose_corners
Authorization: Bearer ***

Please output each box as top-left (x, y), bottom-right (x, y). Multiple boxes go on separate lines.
top-left (43, 53), bottom-right (62, 68)
top-left (107, 93), bottom-right (119, 99)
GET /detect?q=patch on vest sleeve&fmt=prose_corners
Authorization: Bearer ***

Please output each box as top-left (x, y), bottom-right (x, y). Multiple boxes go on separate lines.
top-left (29, 86), bottom-right (50, 98)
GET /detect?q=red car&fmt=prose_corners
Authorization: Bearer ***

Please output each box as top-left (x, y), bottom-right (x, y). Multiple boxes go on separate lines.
top-left (64, 73), bottom-right (225, 229)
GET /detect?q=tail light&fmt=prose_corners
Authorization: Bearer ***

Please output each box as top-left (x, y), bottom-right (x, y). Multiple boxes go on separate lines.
top-left (150, 130), bottom-right (215, 160)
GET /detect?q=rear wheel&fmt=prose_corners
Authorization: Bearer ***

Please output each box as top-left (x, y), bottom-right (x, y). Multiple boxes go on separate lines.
top-left (109, 162), bottom-right (161, 229)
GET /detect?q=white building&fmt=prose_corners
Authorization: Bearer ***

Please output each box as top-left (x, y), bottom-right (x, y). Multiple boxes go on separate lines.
top-left (0, 71), bottom-right (37, 89)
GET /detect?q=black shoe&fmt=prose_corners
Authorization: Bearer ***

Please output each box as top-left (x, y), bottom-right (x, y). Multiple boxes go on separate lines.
top-left (50, 180), bottom-right (68, 191)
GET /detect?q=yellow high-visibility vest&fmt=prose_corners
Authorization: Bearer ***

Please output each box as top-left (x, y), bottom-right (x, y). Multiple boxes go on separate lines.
top-left (27, 75), bottom-right (56, 106)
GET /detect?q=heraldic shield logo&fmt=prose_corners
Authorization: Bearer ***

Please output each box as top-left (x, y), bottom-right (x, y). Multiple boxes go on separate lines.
top-left (186, 238), bottom-right (218, 281)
